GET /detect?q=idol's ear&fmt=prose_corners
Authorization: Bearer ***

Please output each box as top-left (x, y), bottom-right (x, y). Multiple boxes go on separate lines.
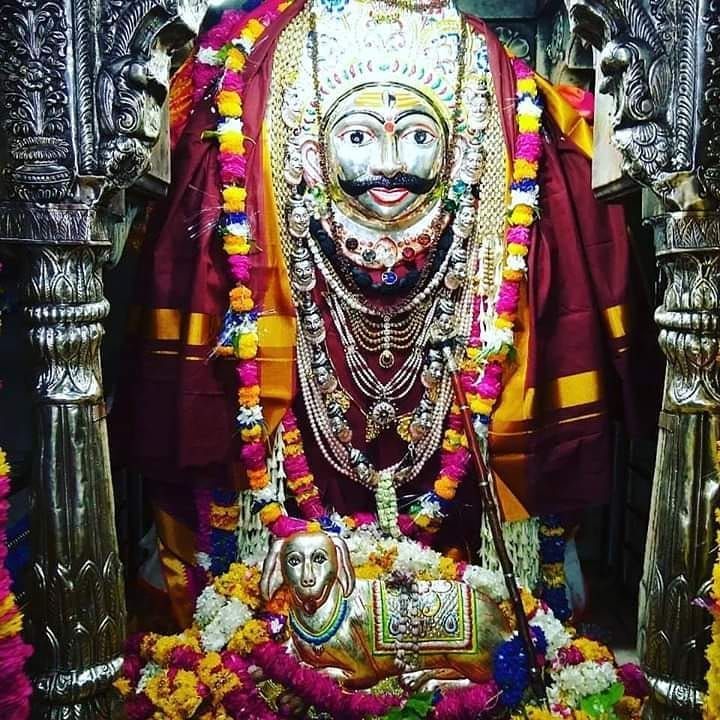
top-left (260, 537), bottom-right (286, 601)
top-left (300, 138), bottom-right (323, 187)
top-left (331, 534), bottom-right (356, 598)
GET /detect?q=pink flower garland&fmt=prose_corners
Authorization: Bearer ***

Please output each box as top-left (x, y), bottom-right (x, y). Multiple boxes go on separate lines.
top-left (0, 450), bottom-right (32, 720)
top-left (251, 641), bottom-right (403, 718)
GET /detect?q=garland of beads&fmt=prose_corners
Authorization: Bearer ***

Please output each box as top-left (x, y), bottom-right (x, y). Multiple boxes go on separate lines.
top-left (211, 9), bottom-right (543, 540)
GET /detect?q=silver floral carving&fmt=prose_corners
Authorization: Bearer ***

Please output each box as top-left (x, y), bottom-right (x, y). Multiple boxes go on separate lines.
top-left (0, 0), bottom-right (72, 201)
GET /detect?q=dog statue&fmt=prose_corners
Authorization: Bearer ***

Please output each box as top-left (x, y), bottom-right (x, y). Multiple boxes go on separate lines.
top-left (260, 530), bottom-right (511, 689)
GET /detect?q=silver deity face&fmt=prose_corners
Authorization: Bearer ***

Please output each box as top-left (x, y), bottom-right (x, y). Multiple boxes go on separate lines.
top-left (323, 84), bottom-right (447, 227)
top-left (288, 202), bottom-right (310, 238)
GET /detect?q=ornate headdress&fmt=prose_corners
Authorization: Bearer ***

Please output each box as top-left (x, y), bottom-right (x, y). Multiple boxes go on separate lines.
top-left (281, 1), bottom-right (490, 185)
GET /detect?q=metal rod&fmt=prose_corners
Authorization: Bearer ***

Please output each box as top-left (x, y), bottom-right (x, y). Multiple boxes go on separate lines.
top-left (442, 344), bottom-right (547, 704)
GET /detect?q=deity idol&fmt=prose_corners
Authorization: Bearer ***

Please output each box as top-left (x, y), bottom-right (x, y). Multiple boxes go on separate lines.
top-left (112, 0), bottom-right (660, 626)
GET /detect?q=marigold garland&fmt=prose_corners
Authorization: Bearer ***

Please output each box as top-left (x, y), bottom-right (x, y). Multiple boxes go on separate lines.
top-left (0, 449), bottom-right (32, 720)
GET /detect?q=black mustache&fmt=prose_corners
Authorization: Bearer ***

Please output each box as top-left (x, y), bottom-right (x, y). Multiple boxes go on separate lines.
top-left (338, 173), bottom-right (436, 197)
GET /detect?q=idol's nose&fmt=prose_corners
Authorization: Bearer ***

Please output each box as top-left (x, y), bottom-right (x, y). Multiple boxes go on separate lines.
top-left (301, 558), bottom-right (316, 587)
top-left (370, 136), bottom-right (405, 178)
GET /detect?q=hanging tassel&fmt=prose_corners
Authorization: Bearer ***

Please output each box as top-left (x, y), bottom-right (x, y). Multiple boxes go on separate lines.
top-left (236, 426), bottom-right (286, 566)
top-left (478, 515), bottom-right (540, 590)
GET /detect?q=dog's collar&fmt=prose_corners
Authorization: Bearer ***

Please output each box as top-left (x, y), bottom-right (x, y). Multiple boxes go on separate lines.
top-left (289, 591), bottom-right (349, 649)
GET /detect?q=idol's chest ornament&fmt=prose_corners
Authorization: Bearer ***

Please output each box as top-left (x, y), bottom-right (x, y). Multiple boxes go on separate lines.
top-left (277, 0), bottom-right (502, 533)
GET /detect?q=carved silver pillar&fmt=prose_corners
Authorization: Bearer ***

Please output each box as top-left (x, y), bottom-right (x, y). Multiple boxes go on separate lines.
top-left (567, 0), bottom-right (720, 716)
top-left (0, 0), bottom-right (206, 717)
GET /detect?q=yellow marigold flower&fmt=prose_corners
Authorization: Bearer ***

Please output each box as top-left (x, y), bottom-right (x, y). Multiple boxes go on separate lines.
top-left (572, 637), bottom-right (614, 662)
top-left (435, 475), bottom-right (459, 501)
top-left (286, 473), bottom-right (313, 491)
top-left (284, 442), bottom-right (302, 457)
top-left (495, 316), bottom-right (513, 330)
top-left (223, 240), bottom-right (251, 256)
top-left (0, 610), bottom-right (21, 640)
top-left (225, 47), bottom-right (246, 72)
top-left (306, 521), bottom-right (322, 533)
top-left (356, 564), bottom-right (384, 580)
top-left (153, 635), bottom-right (185, 664)
top-left (259, 502), bottom-right (283, 525)
top-left (283, 429), bottom-right (301, 444)
top-left (238, 384), bottom-right (260, 407)
top-left (442, 429), bottom-right (468, 451)
top-left (414, 513), bottom-right (432, 529)
top-left (296, 488), bottom-right (319, 505)
top-left (509, 204), bottom-right (534, 227)
top-left (507, 242), bottom-right (529, 256)
top-left (0, 449), bottom-right (9, 477)
top-left (513, 159), bottom-right (538, 181)
top-left (218, 130), bottom-right (246, 155)
top-left (513, 706), bottom-right (554, 720)
top-left (466, 346), bottom-right (481, 360)
top-left (247, 467), bottom-right (268, 490)
top-left (214, 564), bottom-right (262, 607)
top-left (140, 633), bottom-right (158, 659)
top-left (616, 696), bottom-right (643, 720)
top-left (243, 18), bottom-right (266, 40)
top-left (113, 677), bottom-right (133, 697)
top-left (518, 114), bottom-right (541, 134)
top-left (503, 268), bottom-right (524, 282)
top-left (543, 562), bottom-right (566, 588)
top-left (438, 556), bottom-right (458, 581)
top-left (521, 587), bottom-right (539, 616)
top-left (222, 185), bottom-right (247, 213)
top-left (210, 504), bottom-right (240, 531)
top-left (240, 424), bottom-right (263, 442)
top-left (243, 618), bottom-right (270, 647)
top-left (217, 90), bottom-right (242, 118)
top-left (236, 332), bottom-right (258, 360)
top-left (516, 77), bottom-right (538, 96)
top-left (468, 394), bottom-right (494, 416)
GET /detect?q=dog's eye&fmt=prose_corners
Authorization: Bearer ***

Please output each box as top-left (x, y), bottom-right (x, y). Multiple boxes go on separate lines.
top-left (312, 553), bottom-right (327, 565)
top-left (287, 556), bottom-right (301, 567)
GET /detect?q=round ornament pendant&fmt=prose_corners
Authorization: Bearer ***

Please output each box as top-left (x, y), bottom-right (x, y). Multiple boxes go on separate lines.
top-left (378, 349), bottom-right (395, 369)
top-left (370, 400), bottom-right (397, 429)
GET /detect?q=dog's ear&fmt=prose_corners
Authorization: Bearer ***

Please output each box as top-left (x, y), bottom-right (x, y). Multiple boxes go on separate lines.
top-left (331, 534), bottom-right (356, 598)
top-left (260, 536), bottom-right (286, 600)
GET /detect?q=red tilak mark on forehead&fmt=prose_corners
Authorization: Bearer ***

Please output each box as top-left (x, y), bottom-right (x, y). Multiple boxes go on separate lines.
top-left (383, 120), bottom-right (396, 133)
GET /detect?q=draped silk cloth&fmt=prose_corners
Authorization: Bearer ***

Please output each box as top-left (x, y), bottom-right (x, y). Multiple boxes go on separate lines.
top-left (110, 2), bottom-right (662, 624)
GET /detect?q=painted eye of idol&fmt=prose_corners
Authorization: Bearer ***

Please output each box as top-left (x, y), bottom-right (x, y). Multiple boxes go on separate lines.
top-left (324, 84), bottom-right (448, 227)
